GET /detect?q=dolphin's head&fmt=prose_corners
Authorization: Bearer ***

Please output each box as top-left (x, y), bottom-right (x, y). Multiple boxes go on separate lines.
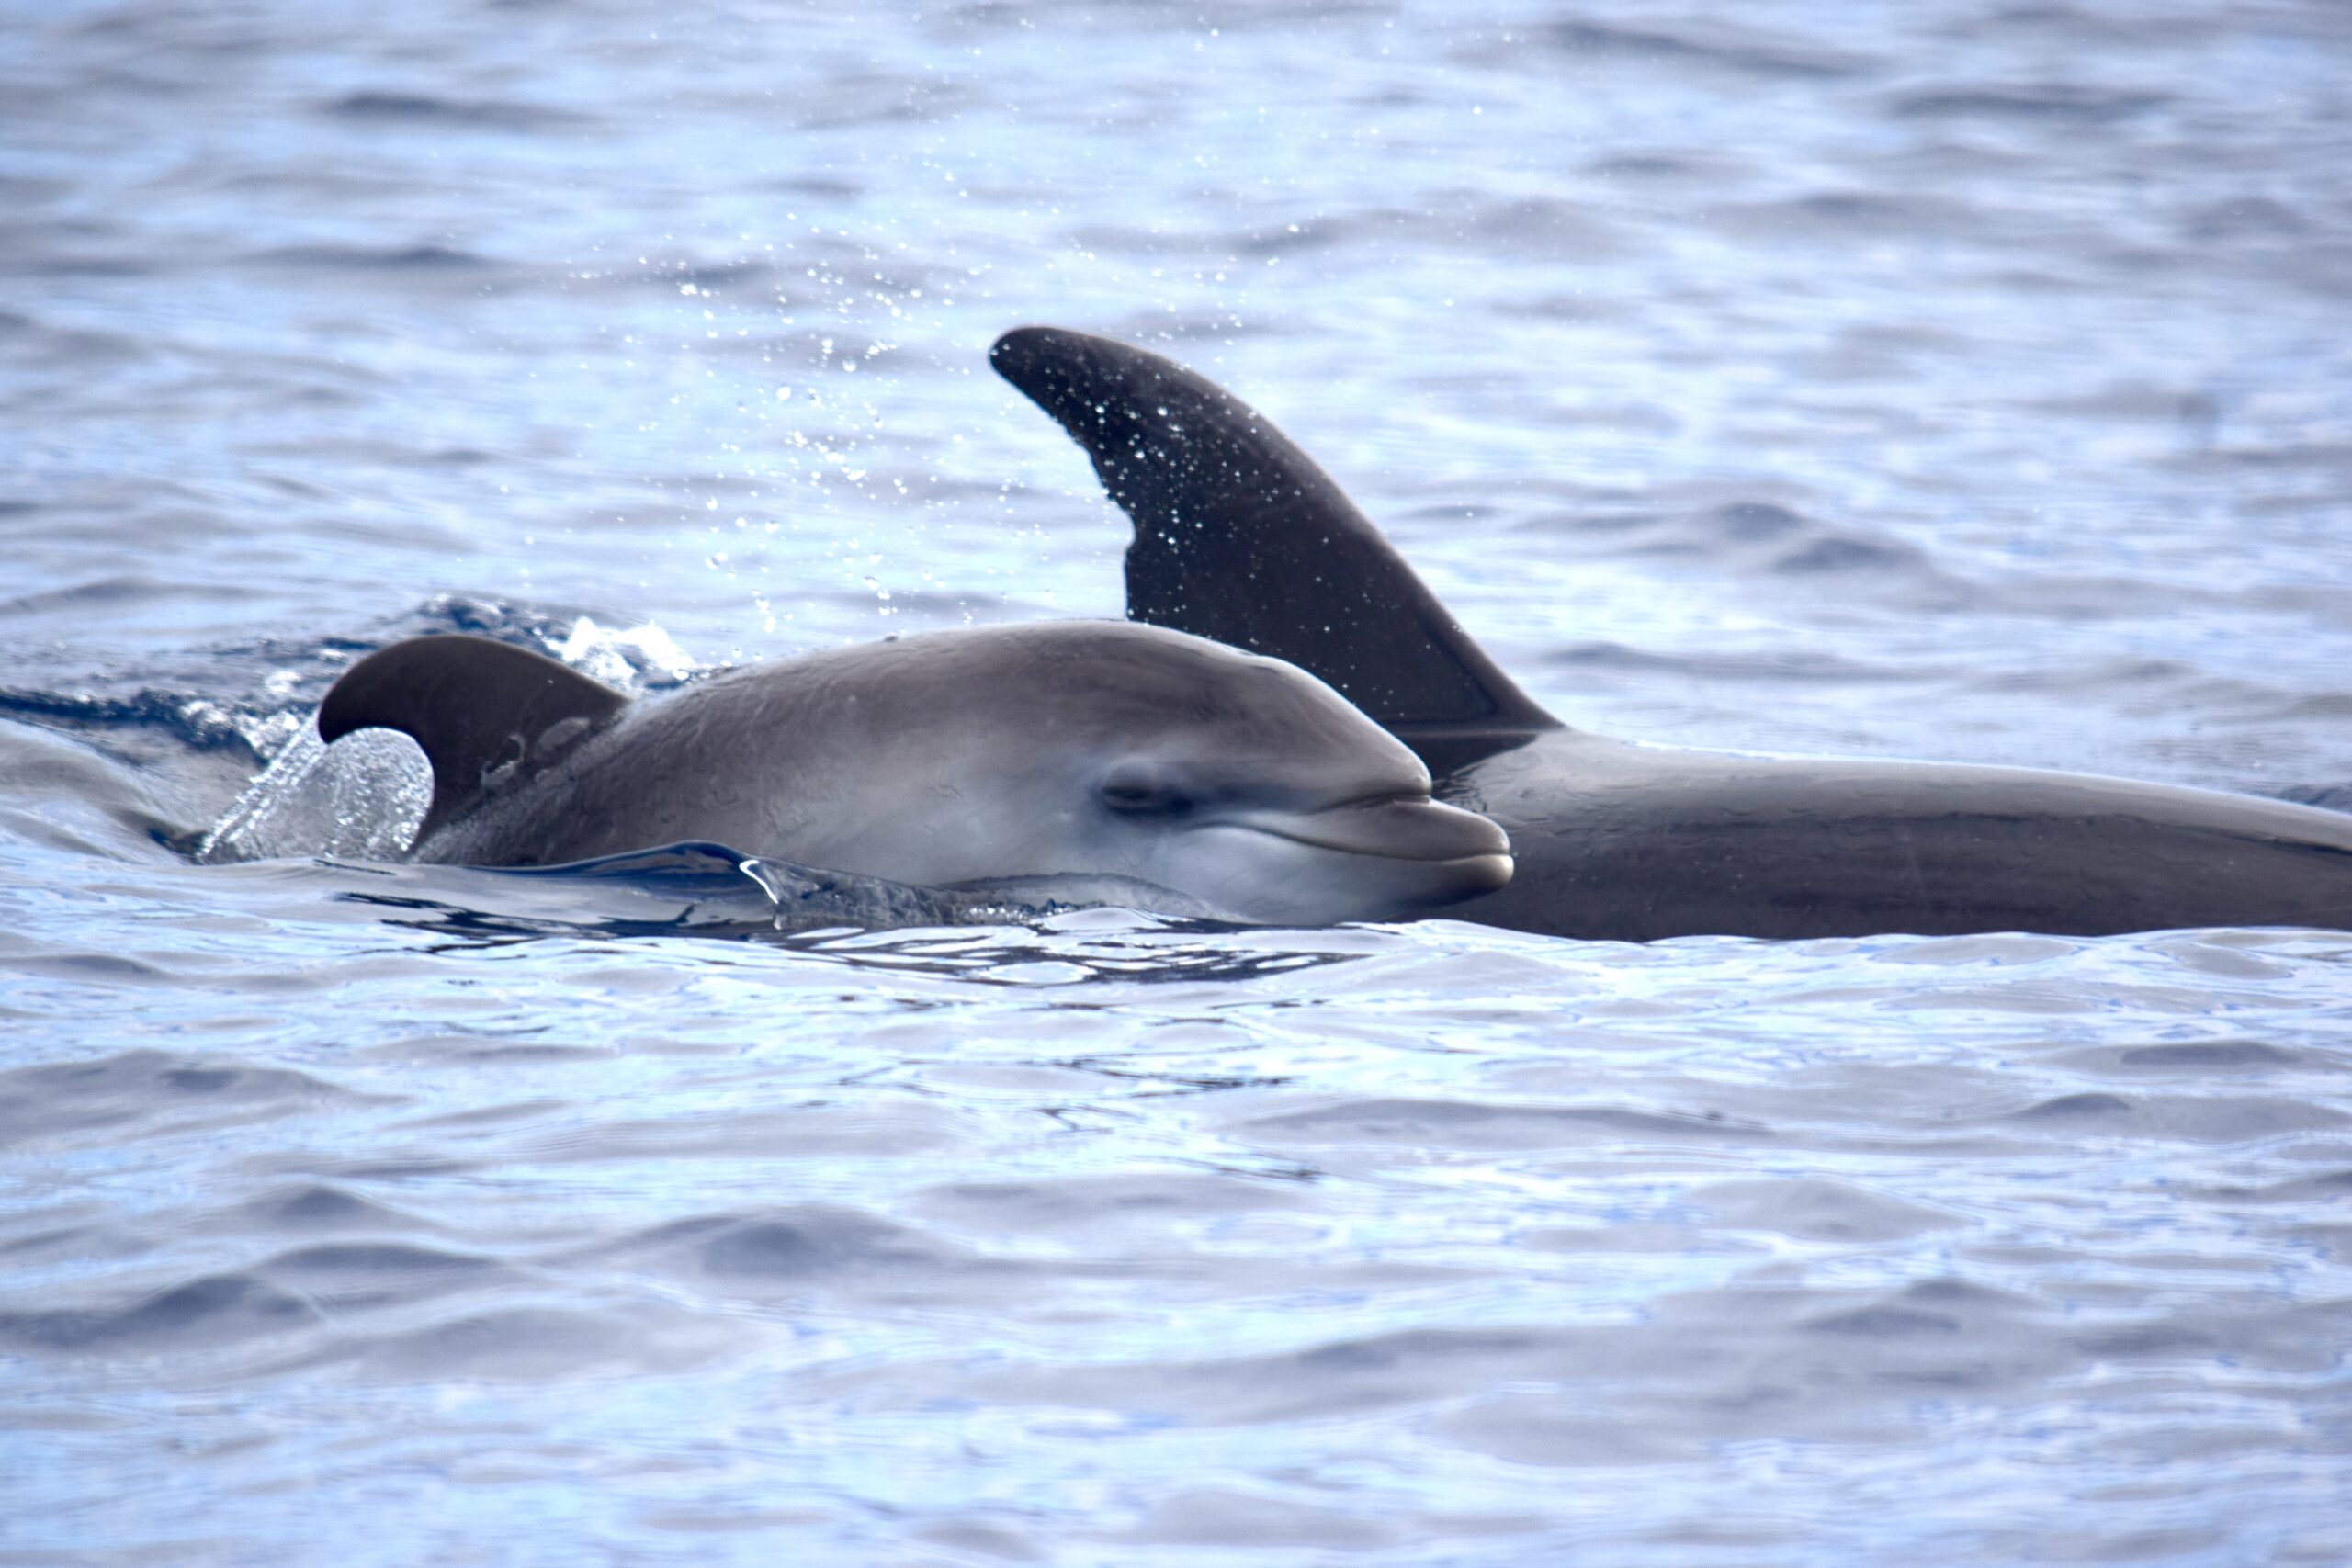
top-left (799, 622), bottom-right (1513, 925)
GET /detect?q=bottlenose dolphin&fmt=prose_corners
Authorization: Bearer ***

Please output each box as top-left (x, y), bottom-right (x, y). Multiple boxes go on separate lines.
top-left (989, 325), bottom-right (2352, 940)
top-left (315, 619), bottom-right (1512, 926)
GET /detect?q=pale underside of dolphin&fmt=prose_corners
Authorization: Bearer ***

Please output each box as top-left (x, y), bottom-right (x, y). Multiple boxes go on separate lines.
top-left (989, 325), bottom-right (2352, 940)
top-left (315, 618), bottom-right (1512, 928)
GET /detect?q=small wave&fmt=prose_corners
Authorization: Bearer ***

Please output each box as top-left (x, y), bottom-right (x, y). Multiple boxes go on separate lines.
top-left (1539, 640), bottom-right (1922, 685)
top-left (590, 1205), bottom-right (989, 1287)
top-left (1528, 18), bottom-right (1872, 79)
top-left (0, 313), bottom-right (151, 367)
top-left (0, 1271), bottom-right (323, 1355)
top-left (0, 574), bottom-right (194, 619)
top-left (328, 1303), bottom-right (737, 1382)
top-left (0, 1048), bottom-right (373, 1154)
top-left (1770, 533), bottom-right (1935, 576)
top-left (1582, 149), bottom-right (1749, 182)
top-left (322, 90), bottom-right (590, 132)
top-left (1704, 189), bottom-right (1985, 242)
top-left (2177, 196), bottom-right (2311, 241)
top-left (1238, 1096), bottom-right (1773, 1151)
top-left (251, 243), bottom-right (501, 274)
top-left (260, 1241), bottom-right (512, 1314)
top-left (1081, 196), bottom-right (1630, 265)
top-left (1688, 1177), bottom-right (1960, 1243)
top-left (1526, 499), bottom-right (1962, 593)
top-left (234, 1183), bottom-right (433, 1234)
top-left (1999, 1089), bottom-right (2347, 1140)
top-left (2108, 1040), bottom-right (2309, 1072)
top-left (1890, 83), bottom-right (2168, 121)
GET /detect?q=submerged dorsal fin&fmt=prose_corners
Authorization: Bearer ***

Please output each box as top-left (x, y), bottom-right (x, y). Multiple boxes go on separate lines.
top-left (990, 325), bottom-right (1561, 773)
top-left (317, 634), bottom-right (628, 840)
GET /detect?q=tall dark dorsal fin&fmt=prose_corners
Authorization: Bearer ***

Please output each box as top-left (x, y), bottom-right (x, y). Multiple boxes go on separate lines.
top-left (317, 635), bottom-right (628, 840)
top-left (990, 325), bottom-right (1561, 773)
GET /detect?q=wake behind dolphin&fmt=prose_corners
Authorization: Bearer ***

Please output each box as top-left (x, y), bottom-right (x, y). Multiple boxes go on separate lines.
top-left (312, 619), bottom-right (1512, 928)
top-left (991, 325), bottom-right (2352, 940)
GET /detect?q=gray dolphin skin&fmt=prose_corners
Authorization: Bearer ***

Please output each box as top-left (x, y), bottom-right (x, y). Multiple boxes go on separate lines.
top-left (989, 325), bottom-right (2352, 940)
top-left (316, 619), bottom-right (1513, 927)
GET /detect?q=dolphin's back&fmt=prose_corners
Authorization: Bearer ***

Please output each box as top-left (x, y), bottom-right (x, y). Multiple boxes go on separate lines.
top-left (1454, 732), bottom-right (2352, 940)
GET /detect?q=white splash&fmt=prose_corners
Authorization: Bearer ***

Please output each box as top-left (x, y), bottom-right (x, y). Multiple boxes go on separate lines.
top-left (556, 616), bottom-right (698, 687)
top-left (195, 726), bottom-right (430, 865)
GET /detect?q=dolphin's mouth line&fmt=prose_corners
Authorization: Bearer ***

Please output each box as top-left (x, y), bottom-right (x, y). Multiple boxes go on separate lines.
top-left (1239, 827), bottom-right (1510, 865)
top-left (1213, 815), bottom-right (1512, 866)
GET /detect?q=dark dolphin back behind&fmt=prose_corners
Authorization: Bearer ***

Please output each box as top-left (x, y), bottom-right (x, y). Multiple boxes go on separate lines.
top-left (990, 326), bottom-right (1558, 773)
top-left (990, 325), bottom-right (2352, 940)
top-left (1460, 734), bottom-right (2352, 940)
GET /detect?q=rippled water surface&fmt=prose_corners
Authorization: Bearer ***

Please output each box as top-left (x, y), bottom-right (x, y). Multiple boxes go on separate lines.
top-left (6, 2), bottom-right (2352, 1563)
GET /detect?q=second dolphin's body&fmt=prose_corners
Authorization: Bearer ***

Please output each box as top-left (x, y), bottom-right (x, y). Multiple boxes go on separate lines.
top-left (990, 326), bottom-right (2352, 939)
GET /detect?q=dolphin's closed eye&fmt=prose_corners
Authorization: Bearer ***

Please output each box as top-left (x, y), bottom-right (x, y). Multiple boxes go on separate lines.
top-left (1100, 765), bottom-right (1192, 816)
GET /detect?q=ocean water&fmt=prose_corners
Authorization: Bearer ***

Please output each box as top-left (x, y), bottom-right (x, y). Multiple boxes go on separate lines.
top-left (5, 2), bottom-right (2352, 1563)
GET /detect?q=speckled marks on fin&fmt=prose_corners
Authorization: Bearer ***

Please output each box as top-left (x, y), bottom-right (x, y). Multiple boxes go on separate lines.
top-left (990, 325), bottom-right (1560, 773)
